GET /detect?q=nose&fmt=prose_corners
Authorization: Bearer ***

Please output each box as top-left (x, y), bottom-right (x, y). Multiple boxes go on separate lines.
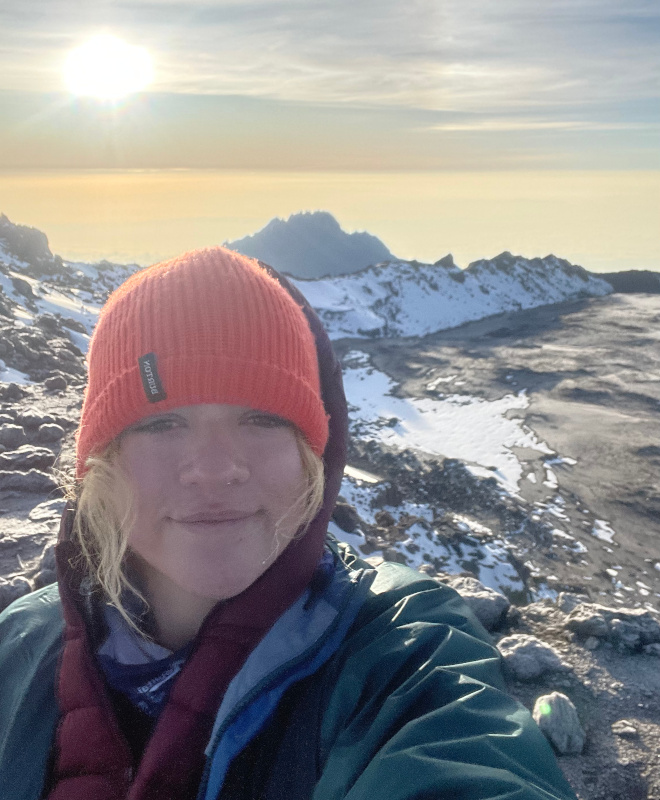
top-left (178, 429), bottom-right (250, 488)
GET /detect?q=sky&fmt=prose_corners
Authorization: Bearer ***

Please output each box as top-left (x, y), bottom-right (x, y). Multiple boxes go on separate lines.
top-left (0, 1), bottom-right (658, 270)
top-left (1, 0), bottom-right (659, 170)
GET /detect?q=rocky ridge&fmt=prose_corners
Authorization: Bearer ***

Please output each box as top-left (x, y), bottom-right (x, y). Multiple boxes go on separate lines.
top-left (295, 251), bottom-right (612, 340)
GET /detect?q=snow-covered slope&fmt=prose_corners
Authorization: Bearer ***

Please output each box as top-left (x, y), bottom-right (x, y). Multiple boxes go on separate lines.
top-left (1, 213), bottom-right (612, 349)
top-left (0, 223), bottom-right (137, 351)
top-left (225, 211), bottom-right (394, 279)
top-left (295, 253), bottom-right (612, 339)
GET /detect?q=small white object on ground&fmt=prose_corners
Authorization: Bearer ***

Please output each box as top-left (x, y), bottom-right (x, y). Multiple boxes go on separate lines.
top-left (533, 692), bottom-right (585, 754)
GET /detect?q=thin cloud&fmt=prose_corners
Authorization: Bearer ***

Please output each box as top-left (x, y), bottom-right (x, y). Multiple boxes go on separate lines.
top-left (0, 0), bottom-right (657, 169)
top-left (2, 0), bottom-right (657, 111)
top-left (425, 119), bottom-right (659, 132)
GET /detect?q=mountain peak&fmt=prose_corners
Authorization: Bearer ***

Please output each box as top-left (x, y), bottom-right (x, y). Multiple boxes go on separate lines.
top-left (0, 214), bottom-right (57, 273)
top-left (225, 210), bottom-right (394, 279)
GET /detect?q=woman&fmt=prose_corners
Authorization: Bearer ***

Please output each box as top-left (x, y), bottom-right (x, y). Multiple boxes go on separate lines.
top-left (0, 247), bottom-right (577, 800)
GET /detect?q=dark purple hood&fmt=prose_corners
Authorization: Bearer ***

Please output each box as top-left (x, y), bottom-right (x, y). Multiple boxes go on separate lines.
top-left (57, 259), bottom-right (348, 630)
top-left (49, 261), bottom-right (349, 799)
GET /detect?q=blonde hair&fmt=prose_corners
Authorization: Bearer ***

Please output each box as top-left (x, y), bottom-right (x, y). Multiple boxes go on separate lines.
top-left (66, 430), bottom-right (325, 636)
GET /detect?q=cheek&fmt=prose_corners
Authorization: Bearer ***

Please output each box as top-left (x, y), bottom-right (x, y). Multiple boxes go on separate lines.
top-left (252, 438), bottom-right (305, 502)
top-left (116, 439), bottom-right (173, 513)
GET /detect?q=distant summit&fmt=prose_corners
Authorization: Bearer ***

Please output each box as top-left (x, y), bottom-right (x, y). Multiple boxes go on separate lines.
top-left (224, 211), bottom-right (394, 279)
top-left (0, 214), bottom-right (61, 276)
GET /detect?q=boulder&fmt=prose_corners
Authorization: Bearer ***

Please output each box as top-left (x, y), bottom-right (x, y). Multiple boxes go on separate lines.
top-left (29, 498), bottom-right (66, 522)
top-left (36, 423), bottom-right (65, 443)
top-left (566, 602), bottom-right (660, 650)
top-left (0, 576), bottom-right (31, 612)
top-left (61, 317), bottom-right (87, 334)
top-left (44, 374), bottom-right (67, 392)
top-left (556, 591), bottom-right (590, 614)
top-left (0, 445), bottom-right (56, 471)
top-left (447, 575), bottom-right (510, 630)
top-left (610, 618), bottom-right (643, 651)
top-left (35, 313), bottom-right (61, 335)
top-left (332, 501), bottom-right (362, 533)
top-left (10, 276), bottom-right (35, 301)
top-left (0, 424), bottom-right (26, 449)
top-left (17, 407), bottom-right (54, 428)
top-left (0, 325), bottom-right (85, 382)
top-left (566, 603), bottom-right (610, 638)
top-left (621, 609), bottom-right (660, 645)
top-left (533, 692), bottom-right (585, 754)
top-left (0, 469), bottom-right (58, 492)
top-left (0, 383), bottom-right (28, 402)
top-left (497, 634), bottom-right (569, 681)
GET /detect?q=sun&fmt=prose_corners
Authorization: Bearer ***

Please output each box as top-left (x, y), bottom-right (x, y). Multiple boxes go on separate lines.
top-left (64, 35), bottom-right (153, 100)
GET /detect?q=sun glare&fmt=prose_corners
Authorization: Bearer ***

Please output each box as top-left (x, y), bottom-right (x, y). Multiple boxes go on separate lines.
top-left (64, 35), bottom-right (153, 100)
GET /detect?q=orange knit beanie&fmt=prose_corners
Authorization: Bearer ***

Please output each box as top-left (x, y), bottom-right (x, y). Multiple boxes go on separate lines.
top-left (76, 246), bottom-right (328, 477)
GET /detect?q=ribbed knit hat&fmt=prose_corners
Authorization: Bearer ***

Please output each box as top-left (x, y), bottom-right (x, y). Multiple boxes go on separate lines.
top-left (76, 247), bottom-right (328, 477)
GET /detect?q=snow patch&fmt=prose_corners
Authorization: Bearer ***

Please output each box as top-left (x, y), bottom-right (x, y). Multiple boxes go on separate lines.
top-left (343, 352), bottom-right (553, 493)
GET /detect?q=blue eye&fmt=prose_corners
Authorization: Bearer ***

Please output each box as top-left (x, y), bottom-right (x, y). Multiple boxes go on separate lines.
top-left (245, 412), bottom-right (290, 429)
top-left (131, 416), bottom-right (182, 434)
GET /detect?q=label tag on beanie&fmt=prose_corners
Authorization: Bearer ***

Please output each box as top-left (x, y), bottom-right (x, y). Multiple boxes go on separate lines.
top-left (138, 353), bottom-right (167, 403)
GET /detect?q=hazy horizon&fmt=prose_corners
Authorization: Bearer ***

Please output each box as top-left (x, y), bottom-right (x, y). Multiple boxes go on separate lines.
top-left (2, 168), bottom-right (658, 273)
top-left (2, 1), bottom-right (656, 274)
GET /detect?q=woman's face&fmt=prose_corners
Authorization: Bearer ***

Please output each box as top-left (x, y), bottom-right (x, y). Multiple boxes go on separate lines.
top-left (116, 403), bottom-right (306, 603)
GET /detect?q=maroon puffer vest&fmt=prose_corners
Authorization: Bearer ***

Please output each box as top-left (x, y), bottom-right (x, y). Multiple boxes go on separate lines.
top-left (46, 528), bottom-right (324, 800)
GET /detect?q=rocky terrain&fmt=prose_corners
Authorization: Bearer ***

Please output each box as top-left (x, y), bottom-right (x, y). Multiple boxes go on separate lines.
top-left (1, 213), bottom-right (659, 798)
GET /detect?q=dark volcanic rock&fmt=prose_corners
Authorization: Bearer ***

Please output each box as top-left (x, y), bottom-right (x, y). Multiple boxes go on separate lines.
top-left (17, 407), bottom-right (54, 428)
top-left (35, 313), bottom-right (61, 335)
top-left (36, 423), bottom-right (65, 442)
top-left (61, 317), bottom-right (87, 334)
top-left (0, 424), bottom-right (27, 448)
top-left (0, 383), bottom-right (29, 401)
top-left (0, 287), bottom-right (15, 319)
top-left (10, 276), bottom-right (36, 302)
top-left (0, 576), bottom-right (32, 612)
top-left (600, 270), bottom-right (660, 294)
top-left (0, 322), bottom-right (85, 382)
top-left (0, 213), bottom-right (58, 273)
top-left (332, 501), bottom-right (362, 533)
top-left (33, 568), bottom-right (56, 589)
top-left (0, 468), bottom-right (58, 492)
top-left (0, 445), bottom-right (56, 471)
top-left (44, 374), bottom-right (67, 392)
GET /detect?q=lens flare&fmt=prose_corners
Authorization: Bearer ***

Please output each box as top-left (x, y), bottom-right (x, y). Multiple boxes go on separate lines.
top-left (64, 35), bottom-right (153, 100)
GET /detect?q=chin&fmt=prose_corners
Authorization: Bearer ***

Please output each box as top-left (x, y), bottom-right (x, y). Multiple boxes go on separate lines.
top-left (173, 565), bottom-right (267, 602)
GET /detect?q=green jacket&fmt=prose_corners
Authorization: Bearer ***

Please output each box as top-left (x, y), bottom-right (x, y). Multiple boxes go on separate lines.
top-left (0, 547), bottom-right (577, 800)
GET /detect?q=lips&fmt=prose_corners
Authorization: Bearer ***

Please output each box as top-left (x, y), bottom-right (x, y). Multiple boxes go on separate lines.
top-left (173, 510), bottom-right (256, 524)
